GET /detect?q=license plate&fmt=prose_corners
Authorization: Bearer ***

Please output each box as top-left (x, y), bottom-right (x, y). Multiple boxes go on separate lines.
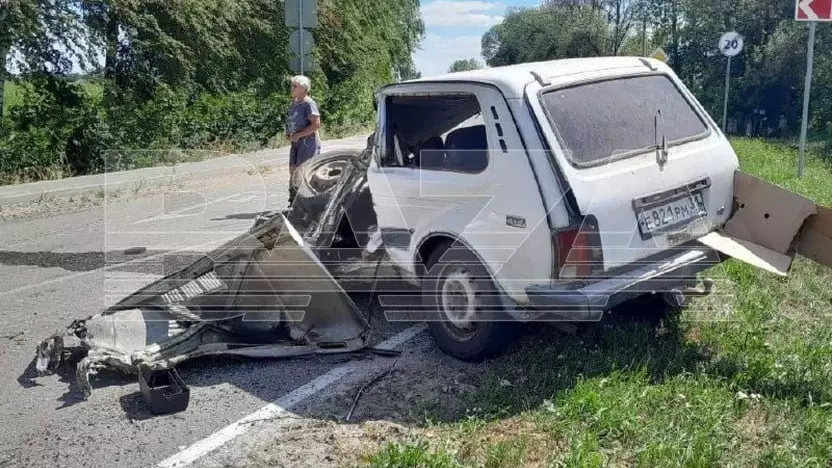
top-left (636, 191), bottom-right (706, 235)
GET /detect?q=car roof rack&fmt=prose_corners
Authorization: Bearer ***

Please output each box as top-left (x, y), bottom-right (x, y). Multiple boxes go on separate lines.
top-left (530, 70), bottom-right (551, 86)
top-left (639, 58), bottom-right (657, 71)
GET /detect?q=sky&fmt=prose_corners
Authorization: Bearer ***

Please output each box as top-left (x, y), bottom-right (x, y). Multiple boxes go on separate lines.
top-left (413, 0), bottom-right (543, 77)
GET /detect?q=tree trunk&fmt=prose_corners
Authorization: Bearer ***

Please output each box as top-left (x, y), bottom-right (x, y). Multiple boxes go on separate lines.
top-left (670, 0), bottom-right (679, 72)
top-left (103, 11), bottom-right (118, 108)
top-left (0, 48), bottom-right (7, 120)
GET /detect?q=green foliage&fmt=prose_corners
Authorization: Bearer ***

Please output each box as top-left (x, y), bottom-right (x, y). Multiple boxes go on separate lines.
top-left (2, 81), bottom-right (24, 114)
top-left (482, 1), bottom-right (639, 66)
top-left (0, 77), bottom-right (104, 183)
top-left (365, 441), bottom-right (462, 468)
top-left (483, 0), bottom-right (832, 140)
top-left (448, 58), bottom-right (482, 73)
top-left (0, 0), bottom-right (423, 184)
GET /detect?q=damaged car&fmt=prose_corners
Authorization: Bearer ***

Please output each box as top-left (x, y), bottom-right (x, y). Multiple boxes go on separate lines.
top-left (36, 57), bottom-right (832, 402)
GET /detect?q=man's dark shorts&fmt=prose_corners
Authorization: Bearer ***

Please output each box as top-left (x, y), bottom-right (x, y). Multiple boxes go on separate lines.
top-left (289, 137), bottom-right (321, 167)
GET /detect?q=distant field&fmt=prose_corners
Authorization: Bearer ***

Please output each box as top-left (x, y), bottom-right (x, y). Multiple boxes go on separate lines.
top-left (2, 80), bottom-right (24, 115)
top-left (2, 79), bottom-right (103, 116)
top-left (364, 139), bottom-right (832, 468)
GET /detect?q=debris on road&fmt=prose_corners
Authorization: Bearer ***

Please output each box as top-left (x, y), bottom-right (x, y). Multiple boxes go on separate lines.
top-left (138, 365), bottom-right (191, 414)
top-left (123, 247), bottom-right (147, 255)
top-left (33, 144), bottom-right (384, 406)
top-left (345, 358), bottom-right (400, 422)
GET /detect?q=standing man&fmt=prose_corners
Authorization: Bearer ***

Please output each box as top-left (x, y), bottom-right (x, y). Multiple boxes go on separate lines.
top-left (286, 75), bottom-right (322, 205)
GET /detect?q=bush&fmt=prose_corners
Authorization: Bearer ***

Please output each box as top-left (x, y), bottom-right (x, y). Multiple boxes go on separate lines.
top-left (0, 78), bottom-right (104, 183)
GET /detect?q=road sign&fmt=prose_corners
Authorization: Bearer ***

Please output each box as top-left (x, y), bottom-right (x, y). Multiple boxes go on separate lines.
top-left (796, 0), bottom-right (832, 21)
top-left (290, 55), bottom-right (315, 74)
top-left (719, 31), bottom-right (744, 57)
top-left (286, 0), bottom-right (317, 75)
top-left (719, 32), bottom-right (743, 132)
top-left (650, 48), bottom-right (668, 63)
top-left (285, 0), bottom-right (318, 28)
top-left (289, 29), bottom-right (315, 55)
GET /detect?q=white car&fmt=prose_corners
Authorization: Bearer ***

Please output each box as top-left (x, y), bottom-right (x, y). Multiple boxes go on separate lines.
top-left (361, 57), bottom-right (737, 359)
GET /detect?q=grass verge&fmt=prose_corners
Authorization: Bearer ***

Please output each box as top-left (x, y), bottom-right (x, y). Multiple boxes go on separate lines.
top-left (362, 138), bottom-right (832, 468)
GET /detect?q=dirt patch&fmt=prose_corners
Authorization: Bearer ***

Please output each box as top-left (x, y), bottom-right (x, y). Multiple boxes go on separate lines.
top-left (734, 405), bottom-right (775, 460)
top-left (304, 347), bottom-right (483, 425)
top-left (230, 419), bottom-right (414, 468)
top-left (199, 343), bottom-right (489, 468)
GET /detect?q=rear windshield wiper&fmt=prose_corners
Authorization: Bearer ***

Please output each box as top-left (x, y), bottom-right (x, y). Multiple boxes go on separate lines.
top-left (654, 109), bottom-right (668, 165)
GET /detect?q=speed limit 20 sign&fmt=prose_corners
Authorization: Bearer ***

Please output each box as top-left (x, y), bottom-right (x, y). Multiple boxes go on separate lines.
top-left (719, 31), bottom-right (744, 57)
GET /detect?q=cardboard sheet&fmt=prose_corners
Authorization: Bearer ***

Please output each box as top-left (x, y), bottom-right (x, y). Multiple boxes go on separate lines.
top-left (699, 231), bottom-right (792, 276)
top-left (722, 171), bottom-right (817, 254)
top-left (797, 206), bottom-right (832, 269)
top-left (698, 171), bottom-right (832, 275)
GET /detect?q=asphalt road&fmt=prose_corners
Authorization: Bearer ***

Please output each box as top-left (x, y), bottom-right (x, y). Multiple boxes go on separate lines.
top-left (0, 143), bottom-right (419, 468)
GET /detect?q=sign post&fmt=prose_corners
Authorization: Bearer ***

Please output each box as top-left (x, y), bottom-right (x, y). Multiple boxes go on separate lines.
top-left (795, 0), bottom-right (831, 177)
top-left (718, 31), bottom-right (743, 133)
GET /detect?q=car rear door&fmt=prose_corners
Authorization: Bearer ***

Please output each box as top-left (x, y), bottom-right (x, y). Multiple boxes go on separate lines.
top-left (525, 64), bottom-right (739, 270)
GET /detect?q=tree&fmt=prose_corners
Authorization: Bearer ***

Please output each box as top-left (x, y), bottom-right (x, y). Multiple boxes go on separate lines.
top-left (398, 62), bottom-right (422, 80)
top-left (1, 0), bottom-right (425, 182)
top-left (448, 58), bottom-right (482, 73)
top-left (481, 5), bottom-right (611, 67)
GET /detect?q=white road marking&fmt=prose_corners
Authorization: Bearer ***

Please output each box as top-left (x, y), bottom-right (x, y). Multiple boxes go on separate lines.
top-left (155, 323), bottom-right (428, 468)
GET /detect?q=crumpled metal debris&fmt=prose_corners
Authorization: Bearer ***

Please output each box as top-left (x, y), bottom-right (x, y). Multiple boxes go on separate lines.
top-left (35, 146), bottom-right (380, 399)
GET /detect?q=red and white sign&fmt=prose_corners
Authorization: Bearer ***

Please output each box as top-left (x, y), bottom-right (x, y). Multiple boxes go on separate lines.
top-left (796, 0), bottom-right (832, 21)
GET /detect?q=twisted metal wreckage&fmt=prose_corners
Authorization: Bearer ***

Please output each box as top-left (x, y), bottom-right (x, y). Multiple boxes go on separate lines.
top-left (35, 139), bottom-right (386, 400)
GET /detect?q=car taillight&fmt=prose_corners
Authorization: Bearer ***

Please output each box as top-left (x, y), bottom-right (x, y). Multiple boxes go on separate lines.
top-left (553, 218), bottom-right (603, 280)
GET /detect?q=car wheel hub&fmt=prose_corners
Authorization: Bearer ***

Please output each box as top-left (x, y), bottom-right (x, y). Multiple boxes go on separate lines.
top-left (307, 160), bottom-right (348, 194)
top-left (440, 269), bottom-right (478, 337)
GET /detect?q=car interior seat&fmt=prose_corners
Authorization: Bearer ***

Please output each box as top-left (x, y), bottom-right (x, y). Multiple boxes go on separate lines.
top-left (417, 136), bottom-right (445, 169)
top-left (444, 125), bottom-right (488, 172)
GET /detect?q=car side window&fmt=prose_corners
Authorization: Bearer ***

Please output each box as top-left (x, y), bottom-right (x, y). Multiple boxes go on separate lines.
top-left (380, 93), bottom-right (489, 174)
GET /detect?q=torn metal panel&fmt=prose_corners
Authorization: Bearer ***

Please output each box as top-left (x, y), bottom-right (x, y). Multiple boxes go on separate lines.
top-left (36, 212), bottom-right (371, 398)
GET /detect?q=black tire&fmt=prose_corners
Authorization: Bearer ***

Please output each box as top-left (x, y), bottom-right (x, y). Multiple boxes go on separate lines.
top-left (287, 151), bottom-right (361, 231)
top-left (422, 242), bottom-right (516, 361)
top-left (293, 150), bottom-right (360, 198)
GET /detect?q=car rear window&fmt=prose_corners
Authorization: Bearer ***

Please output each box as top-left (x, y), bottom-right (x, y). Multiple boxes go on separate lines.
top-left (541, 74), bottom-right (709, 167)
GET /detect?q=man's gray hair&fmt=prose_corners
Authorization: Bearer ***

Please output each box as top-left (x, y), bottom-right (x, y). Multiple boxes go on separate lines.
top-left (291, 75), bottom-right (312, 93)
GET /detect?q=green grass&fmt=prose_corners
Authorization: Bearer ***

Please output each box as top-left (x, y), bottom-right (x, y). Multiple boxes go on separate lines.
top-left (364, 138), bottom-right (832, 468)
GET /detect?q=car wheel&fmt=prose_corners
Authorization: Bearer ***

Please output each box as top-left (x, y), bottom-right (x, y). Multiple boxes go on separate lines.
top-left (288, 151), bottom-right (361, 232)
top-left (293, 150), bottom-right (360, 197)
top-left (422, 242), bottom-right (516, 361)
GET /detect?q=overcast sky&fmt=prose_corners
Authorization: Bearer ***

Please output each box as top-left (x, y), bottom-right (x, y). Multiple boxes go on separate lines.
top-left (413, 0), bottom-right (542, 77)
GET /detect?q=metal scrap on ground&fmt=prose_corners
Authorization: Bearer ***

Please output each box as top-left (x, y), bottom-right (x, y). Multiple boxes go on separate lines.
top-left (34, 143), bottom-right (381, 405)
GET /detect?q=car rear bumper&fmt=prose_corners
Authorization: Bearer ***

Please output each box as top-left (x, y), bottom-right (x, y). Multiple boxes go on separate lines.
top-left (525, 245), bottom-right (722, 321)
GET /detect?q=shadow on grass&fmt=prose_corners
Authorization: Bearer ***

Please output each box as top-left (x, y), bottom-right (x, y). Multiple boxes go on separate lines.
top-left (451, 297), bottom-right (711, 420)
top-left (424, 294), bottom-right (832, 425)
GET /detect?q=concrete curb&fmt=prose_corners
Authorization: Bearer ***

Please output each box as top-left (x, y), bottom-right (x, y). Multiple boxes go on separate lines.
top-left (0, 135), bottom-right (369, 206)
